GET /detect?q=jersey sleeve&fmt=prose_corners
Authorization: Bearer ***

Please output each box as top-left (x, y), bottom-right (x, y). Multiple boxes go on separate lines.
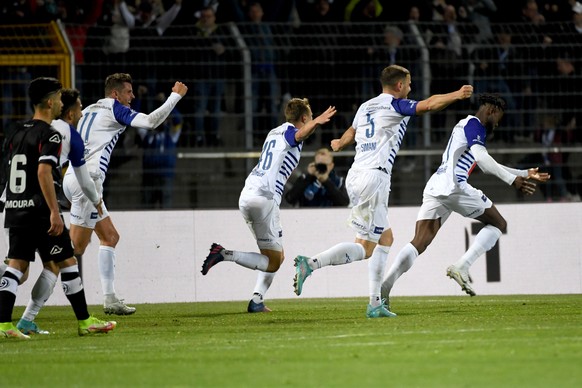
top-left (284, 125), bottom-right (300, 147)
top-left (67, 127), bottom-right (87, 168)
top-left (391, 98), bottom-right (418, 116)
top-left (112, 99), bottom-right (139, 126)
top-left (39, 130), bottom-right (62, 167)
top-left (464, 117), bottom-right (487, 148)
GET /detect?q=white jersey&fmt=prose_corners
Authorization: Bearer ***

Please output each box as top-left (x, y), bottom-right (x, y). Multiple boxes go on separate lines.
top-left (69, 97), bottom-right (135, 179)
top-left (64, 92), bottom-right (182, 181)
top-left (241, 123), bottom-right (302, 205)
top-left (351, 93), bottom-right (418, 174)
top-left (425, 115), bottom-right (487, 196)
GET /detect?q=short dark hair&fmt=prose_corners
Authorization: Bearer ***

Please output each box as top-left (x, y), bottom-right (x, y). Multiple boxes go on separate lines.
top-left (380, 65), bottom-right (410, 88)
top-left (104, 73), bottom-right (132, 95)
top-left (478, 93), bottom-right (506, 111)
top-left (28, 77), bottom-right (62, 107)
top-left (60, 88), bottom-right (80, 119)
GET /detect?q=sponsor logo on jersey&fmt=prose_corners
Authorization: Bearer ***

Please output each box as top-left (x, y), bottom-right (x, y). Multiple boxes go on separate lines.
top-left (257, 238), bottom-right (272, 242)
top-left (278, 230), bottom-right (283, 238)
top-left (49, 134), bottom-right (61, 143)
top-left (373, 226), bottom-right (384, 234)
top-left (481, 195), bottom-right (487, 202)
top-left (350, 220), bottom-right (366, 230)
top-left (90, 212), bottom-right (98, 219)
top-left (50, 245), bottom-right (63, 255)
top-left (4, 199), bottom-right (35, 209)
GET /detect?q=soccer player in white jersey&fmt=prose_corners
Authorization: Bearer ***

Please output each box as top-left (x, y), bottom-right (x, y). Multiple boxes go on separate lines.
top-left (293, 65), bottom-right (473, 318)
top-left (7, 89), bottom-right (105, 335)
top-left (379, 94), bottom-right (550, 310)
top-left (63, 73), bottom-right (187, 315)
top-left (201, 98), bottom-right (336, 312)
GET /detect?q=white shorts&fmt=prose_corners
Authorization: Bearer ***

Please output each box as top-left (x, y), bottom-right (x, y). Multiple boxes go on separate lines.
top-left (417, 183), bottom-right (493, 224)
top-left (345, 168), bottom-right (391, 243)
top-left (63, 172), bottom-right (109, 229)
top-left (238, 193), bottom-right (282, 251)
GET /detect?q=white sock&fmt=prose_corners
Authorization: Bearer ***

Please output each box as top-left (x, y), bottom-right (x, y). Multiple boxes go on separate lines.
top-left (22, 269), bottom-right (58, 322)
top-left (99, 246), bottom-right (116, 297)
top-left (381, 243), bottom-right (419, 297)
top-left (368, 244), bottom-right (390, 307)
top-left (252, 271), bottom-right (276, 301)
top-left (224, 250), bottom-right (269, 271)
top-left (309, 242), bottom-right (366, 270)
top-left (455, 225), bottom-right (502, 270)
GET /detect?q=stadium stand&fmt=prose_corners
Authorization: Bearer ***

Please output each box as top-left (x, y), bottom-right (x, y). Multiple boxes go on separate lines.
top-left (1, 0), bottom-right (581, 209)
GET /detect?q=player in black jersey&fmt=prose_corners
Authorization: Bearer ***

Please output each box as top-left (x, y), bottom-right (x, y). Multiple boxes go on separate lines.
top-left (0, 77), bottom-right (116, 339)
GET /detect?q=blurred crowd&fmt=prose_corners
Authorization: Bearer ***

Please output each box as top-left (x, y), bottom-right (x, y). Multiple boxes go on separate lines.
top-left (2, 0), bottom-right (582, 204)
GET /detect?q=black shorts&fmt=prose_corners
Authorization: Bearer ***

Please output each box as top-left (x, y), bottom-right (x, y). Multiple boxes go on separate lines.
top-left (8, 223), bottom-right (74, 264)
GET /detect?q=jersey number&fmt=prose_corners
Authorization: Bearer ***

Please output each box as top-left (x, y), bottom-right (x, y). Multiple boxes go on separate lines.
top-left (78, 112), bottom-right (98, 142)
top-left (258, 139), bottom-right (276, 170)
top-left (9, 154), bottom-right (27, 194)
top-left (365, 113), bottom-right (375, 138)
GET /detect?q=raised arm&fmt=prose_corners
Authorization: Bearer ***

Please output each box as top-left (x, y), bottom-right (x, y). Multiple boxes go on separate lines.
top-left (130, 82), bottom-right (188, 130)
top-left (295, 106), bottom-right (336, 143)
top-left (331, 126), bottom-right (356, 152)
top-left (415, 85), bottom-right (473, 115)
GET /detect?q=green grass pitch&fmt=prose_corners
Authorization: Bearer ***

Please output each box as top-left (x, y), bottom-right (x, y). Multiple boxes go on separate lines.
top-left (3, 295), bottom-right (581, 387)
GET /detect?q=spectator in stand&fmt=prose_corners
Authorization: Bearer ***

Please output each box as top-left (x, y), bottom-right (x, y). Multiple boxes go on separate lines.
top-left (292, 0), bottom-right (345, 144)
top-left (83, 0), bottom-right (134, 102)
top-left (138, 92), bottom-right (183, 209)
top-left (547, 53), bottom-right (582, 198)
top-left (348, 0), bottom-right (383, 22)
top-left (285, 148), bottom-right (349, 207)
top-left (508, 0), bottom-right (555, 139)
top-left (239, 2), bottom-right (280, 144)
top-left (365, 25), bottom-right (421, 98)
top-left (428, 4), bottom-right (470, 142)
top-left (555, 1), bottom-right (582, 45)
top-left (191, 5), bottom-right (231, 147)
top-left (537, 114), bottom-right (572, 202)
top-left (471, 25), bottom-right (524, 143)
top-left (462, 0), bottom-right (498, 43)
top-left (125, 0), bottom-right (182, 112)
top-left (296, 0), bottom-right (343, 22)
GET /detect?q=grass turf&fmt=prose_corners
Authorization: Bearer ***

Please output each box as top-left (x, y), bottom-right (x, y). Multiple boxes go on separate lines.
top-left (2, 295), bottom-right (581, 387)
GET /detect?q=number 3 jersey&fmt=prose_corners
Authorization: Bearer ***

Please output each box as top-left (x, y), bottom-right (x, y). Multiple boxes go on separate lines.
top-left (351, 93), bottom-right (418, 174)
top-left (4, 120), bottom-right (62, 227)
top-left (241, 123), bottom-right (302, 205)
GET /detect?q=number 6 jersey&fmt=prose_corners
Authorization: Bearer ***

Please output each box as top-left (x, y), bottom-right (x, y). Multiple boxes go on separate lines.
top-left (4, 120), bottom-right (61, 227)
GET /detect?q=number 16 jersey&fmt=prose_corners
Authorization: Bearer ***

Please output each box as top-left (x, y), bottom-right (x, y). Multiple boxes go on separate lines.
top-left (241, 123), bottom-right (302, 206)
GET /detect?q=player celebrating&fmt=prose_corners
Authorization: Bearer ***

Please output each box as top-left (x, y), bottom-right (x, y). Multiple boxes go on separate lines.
top-left (63, 73), bottom-right (187, 315)
top-left (380, 94), bottom-right (550, 310)
top-left (201, 99), bottom-right (336, 312)
top-left (293, 65), bottom-right (473, 318)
